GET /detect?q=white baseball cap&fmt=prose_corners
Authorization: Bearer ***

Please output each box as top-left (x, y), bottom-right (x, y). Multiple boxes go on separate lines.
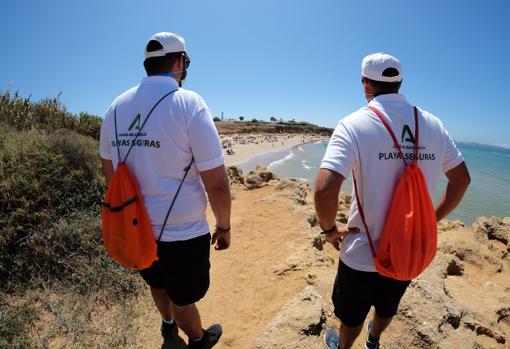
top-left (361, 52), bottom-right (402, 82)
top-left (145, 32), bottom-right (187, 59)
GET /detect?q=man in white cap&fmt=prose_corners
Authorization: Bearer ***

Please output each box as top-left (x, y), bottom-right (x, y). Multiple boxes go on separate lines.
top-left (315, 53), bottom-right (470, 349)
top-left (99, 32), bottom-right (231, 349)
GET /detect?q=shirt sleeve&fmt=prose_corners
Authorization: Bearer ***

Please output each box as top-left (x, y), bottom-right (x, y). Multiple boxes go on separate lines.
top-left (99, 113), bottom-right (112, 160)
top-left (320, 121), bottom-right (356, 179)
top-left (187, 100), bottom-right (224, 172)
top-left (441, 127), bottom-right (464, 173)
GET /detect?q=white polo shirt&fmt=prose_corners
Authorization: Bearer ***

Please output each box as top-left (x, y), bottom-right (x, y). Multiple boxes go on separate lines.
top-left (100, 76), bottom-right (224, 241)
top-left (321, 94), bottom-right (464, 272)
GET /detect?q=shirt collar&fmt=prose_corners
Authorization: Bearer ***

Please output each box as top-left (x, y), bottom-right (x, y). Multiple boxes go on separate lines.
top-left (140, 75), bottom-right (180, 89)
top-left (369, 93), bottom-right (408, 107)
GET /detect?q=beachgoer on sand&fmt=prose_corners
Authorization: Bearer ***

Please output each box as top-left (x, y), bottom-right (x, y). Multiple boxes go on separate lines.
top-left (314, 53), bottom-right (471, 349)
top-left (99, 32), bottom-right (231, 349)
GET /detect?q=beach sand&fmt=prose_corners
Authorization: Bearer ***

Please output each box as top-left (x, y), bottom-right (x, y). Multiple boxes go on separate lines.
top-left (222, 134), bottom-right (322, 167)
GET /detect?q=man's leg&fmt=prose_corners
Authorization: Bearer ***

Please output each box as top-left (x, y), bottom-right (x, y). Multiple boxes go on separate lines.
top-left (150, 287), bottom-right (174, 321)
top-left (369, 275), bottom-right (411, 346)
top-left (160, 234), bottom-right (219, 348)
top-left (368, 312), bottom-right (393, 339)
top-left (172, 303), bottom-right (203, 340)
top-left (339, 323), bottom-right (363, 349)
top-left (331, 262), bottom-right (374, 349)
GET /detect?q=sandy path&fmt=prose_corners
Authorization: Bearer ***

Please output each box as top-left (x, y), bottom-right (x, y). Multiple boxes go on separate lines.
top-left (134, 186), bottom-right (313, 348)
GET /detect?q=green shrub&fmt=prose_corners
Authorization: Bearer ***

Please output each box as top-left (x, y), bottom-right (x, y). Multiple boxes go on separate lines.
top-left (0, 296), bottom-right (35, 349)
top-left (0, 92), bottom-right (144, 347)
top-left (0, 90), bottom-right (102, 140)
top-left (0, 127), bottom-right (140, 297)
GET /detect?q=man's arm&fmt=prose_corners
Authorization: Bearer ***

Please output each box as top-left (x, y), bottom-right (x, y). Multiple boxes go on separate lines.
top-left (200, 165), bottom-right (232, 250)
top-left (101, 158), bottom-right (114, 185)
top-left (314, 168), bottom-right (358, 250)
top-left (315, 168), bottom-right (344, 230)
top-left (435, 161), bottom-right (471, 222)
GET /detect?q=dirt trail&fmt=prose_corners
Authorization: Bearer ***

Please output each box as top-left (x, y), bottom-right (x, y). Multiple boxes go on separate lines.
top-left (134, 185), bottom-right (314, 348)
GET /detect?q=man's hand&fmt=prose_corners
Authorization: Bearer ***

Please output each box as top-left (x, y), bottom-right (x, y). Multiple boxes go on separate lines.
top-left (212, 226), bottom-right (231, 251)
top-left (324, 224), bottom-right (360, 251)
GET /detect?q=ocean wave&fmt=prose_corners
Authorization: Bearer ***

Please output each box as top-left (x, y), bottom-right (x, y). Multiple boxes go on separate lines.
top-left (297, 146), bottom-right (304, 151)
top-left (490, 151), bottom-right (510, 158)
top-left (473, 169), bottom-right (510, 184)
top-left (268, 151), bottom-right (295, 170)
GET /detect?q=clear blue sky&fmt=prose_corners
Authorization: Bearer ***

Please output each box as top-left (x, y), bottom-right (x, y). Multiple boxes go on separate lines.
top-left (1, 0), bottom-right (509, 146)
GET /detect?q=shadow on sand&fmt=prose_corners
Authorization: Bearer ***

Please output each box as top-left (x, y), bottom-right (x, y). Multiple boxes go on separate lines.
top-left (161, 334), bottom-right (187, 349)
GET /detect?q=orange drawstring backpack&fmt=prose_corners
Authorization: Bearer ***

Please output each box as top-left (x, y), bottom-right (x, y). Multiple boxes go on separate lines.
top-left (352, 106), bottom-right (437, 281)
top-left (102, 90), bottom-right (193, 270)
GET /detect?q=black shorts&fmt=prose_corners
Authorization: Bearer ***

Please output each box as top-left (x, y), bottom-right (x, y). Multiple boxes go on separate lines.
top-left (140, 233), bottom-right (211, 306)
top-left (332, 261), bottom-right (410, 327)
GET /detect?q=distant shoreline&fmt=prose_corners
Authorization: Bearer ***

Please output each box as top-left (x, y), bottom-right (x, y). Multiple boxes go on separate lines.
top-left (222, 133), bottom-right (327, 167)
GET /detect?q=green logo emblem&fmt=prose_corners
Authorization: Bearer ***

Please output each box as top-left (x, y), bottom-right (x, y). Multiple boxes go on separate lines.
top-left (128, 114), bottom-right (141, 131)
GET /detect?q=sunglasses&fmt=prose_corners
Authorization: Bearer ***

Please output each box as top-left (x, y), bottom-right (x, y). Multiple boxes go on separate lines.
top-left (183, 53), bottom-right (191, 69)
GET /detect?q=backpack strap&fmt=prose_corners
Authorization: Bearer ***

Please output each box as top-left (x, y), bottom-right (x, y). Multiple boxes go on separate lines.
top-left (352, 171), bottom-right (377, 258)
top-left (114, 107), bottom-right (121, 161)
top-left (367, 106), bottom-right (420, 166)
top-left (352, 105), bottom-right (421, 258)
top-left (157, 157), bottom-right (195, 242)
top-left (413, 107), bottom-right (419, 162)
top-left (120, 89), bottom-right (178, 162)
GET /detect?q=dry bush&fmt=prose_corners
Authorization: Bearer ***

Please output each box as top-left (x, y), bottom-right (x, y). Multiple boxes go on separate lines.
top-left (0, 126), bottom-right (143, 347)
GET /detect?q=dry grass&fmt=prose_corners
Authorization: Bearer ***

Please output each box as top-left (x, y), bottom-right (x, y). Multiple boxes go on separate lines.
top-left (0, 92), bottom-right (143, 347)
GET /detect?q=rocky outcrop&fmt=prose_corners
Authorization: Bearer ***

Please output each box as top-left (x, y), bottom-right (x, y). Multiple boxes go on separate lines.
top-left (227, 165), bottom-right (245, 185)
top-left (390, 219), bottom-right (510, 349)
top-left (244, 165), bottom-right (278, 189)
top-left (254, 286), bottom-right (327, 349)
top-left (243, 168), bottom-right (509, 349)
top-left (274, 178), bottom-right (311, 205)
top-left (473, 217), bottom-right (510, 245)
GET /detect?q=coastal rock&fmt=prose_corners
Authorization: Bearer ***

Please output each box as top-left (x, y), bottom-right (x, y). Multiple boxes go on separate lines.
top-left (438, 219), bottom-right (465, 233)
top-left (275, 178), bottom-right (311, 205)
top-left (244, 165), bottom-right (278, 189)
top-left (383, 222), bottom-right (510, 349)
top-left (473, 217), bottom-right (510, 246)
top-left (336, 192), bottom-right (351, 218)
top-left (336, 212), bottom-right (348, 224)
top-left (306, 212), bottom-right (318, 227)
top-left (245, 174), bottom-right (265, 189)
top-left (250, 164), bottom-right (277, 182)
top-left (439, 238), bottom-right (482, 267)
top-left (227, 166), bottom-right (244, 185)
top-left (445, 255), bottom-right (464, 276)
top-left (338, 192), bottom-right (351, 205)
top-left (273, 247), bottom-right (333, 276)
top-left (311, 235), bottom-right (324, 251)
top-left (254, 286), bottom-right (327, 349)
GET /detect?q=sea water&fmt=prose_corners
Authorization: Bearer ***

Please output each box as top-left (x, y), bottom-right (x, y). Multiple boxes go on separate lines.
top-left (239, 141), bottom-right (510, 225)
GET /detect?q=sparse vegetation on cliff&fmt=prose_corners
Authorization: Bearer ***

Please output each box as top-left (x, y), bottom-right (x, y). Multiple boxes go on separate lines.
top-left (0, 92), bottom-right (141, 348)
